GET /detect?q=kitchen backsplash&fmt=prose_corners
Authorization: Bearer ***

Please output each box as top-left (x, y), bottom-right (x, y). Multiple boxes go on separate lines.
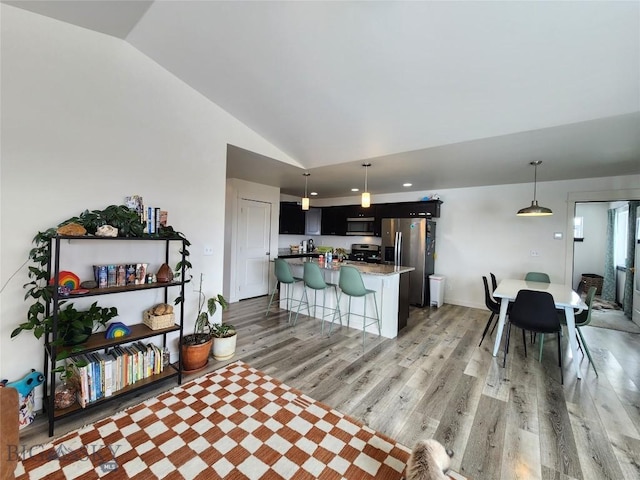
top-left (278, 234), bottom-right (381, 251)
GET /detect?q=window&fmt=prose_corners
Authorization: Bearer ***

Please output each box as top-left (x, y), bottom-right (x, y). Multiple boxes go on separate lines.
top-left (613, 205), bottom-right (628, 267)
top-left (573, 216), bottom-right (584, 241)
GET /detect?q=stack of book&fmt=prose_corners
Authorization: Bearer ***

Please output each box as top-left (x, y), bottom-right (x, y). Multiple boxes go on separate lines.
top-left (69, 342), bottom-right (166, 408)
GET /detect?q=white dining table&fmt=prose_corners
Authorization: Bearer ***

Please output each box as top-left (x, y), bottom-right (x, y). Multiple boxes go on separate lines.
top-left (491, 279), bottom-right (587, 379)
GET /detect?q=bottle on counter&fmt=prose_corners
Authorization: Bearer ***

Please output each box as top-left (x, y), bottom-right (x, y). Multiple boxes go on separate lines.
top-left (326, 250), bottom-right (332, 263)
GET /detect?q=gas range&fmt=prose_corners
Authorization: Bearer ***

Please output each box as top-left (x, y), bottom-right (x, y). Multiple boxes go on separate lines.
top-left (349, 244), bottom-right (382, 264)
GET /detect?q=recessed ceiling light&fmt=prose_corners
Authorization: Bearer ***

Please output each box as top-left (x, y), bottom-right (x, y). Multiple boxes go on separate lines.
top-left (351, 188), bottom-right (359, 192)
top-left (310, 192), bottom-right (318, 196)
top-left (403, 183), bottom-right (412, 187)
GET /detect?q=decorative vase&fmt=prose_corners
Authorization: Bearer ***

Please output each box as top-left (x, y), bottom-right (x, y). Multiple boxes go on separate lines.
top-left (156, 263), bottom-right (173, 283)
top-left (54, 383), bottom-right (77, 410)
top-left (213, 334), bottom-right (237, 361)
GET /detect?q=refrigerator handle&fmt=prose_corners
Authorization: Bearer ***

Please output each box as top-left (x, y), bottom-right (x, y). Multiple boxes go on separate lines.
top-left (395, 231), bottom-right (402, 265)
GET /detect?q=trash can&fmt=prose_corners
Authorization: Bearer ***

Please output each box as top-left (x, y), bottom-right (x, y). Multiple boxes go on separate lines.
top-left (429, 274), bottom-right (445, 308)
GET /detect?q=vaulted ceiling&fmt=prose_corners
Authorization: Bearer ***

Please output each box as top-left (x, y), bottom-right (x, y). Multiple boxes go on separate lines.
top-left (5, 1), bottom-right (640, 199)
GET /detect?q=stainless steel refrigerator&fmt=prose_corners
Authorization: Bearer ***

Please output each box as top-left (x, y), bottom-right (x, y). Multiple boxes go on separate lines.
top-left (381, 218), bottom-right (436, 307)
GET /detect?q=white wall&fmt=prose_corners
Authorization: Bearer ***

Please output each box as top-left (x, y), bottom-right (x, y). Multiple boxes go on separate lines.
top-left (0, 5), bottom-right (296, 404)
top-left (573, 203), bottom-right (608, 288)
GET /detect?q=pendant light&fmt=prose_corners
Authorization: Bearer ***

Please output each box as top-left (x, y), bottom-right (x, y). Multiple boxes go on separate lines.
top-left (301, 173), bottom-right (310, 211)
top-left (361, 163), bottom-right (371, 208)
top-left (517, 161), bottom-right (552, 216)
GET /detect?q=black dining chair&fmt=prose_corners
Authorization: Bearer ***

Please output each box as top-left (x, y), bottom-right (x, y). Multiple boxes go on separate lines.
top-left (490, 272), bottom-right (498, 295)
top-left (479, 276), bottom-right (501, 347)
top-left (503, 289), bottom-right (563, 384)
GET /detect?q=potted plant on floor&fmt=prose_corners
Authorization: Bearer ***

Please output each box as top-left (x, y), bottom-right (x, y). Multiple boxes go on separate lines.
top-left (211, 323), bottom-right (237, 361)
top-left (180, 274), bottom-right (228, 372)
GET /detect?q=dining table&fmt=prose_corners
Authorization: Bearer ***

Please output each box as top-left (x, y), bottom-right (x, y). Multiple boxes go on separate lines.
top-left (491, 279), bottom-right (588, 379)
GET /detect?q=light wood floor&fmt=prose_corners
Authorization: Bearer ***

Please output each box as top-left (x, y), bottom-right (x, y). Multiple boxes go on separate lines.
top-left (21, 296), bottom-right (640, 480)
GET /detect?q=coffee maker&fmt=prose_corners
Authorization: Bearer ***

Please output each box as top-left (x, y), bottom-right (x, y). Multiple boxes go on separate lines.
top-left (308, 239), bottom-right (315, 252)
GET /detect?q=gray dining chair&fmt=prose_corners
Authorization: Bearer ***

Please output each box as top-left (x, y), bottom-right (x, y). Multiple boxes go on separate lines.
top-left (539, 286), bottom-right (598, 376)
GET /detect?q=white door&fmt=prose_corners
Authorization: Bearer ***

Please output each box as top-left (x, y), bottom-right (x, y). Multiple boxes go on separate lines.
top-left (633, 213), bottom-right (640, 326)
top-left (237, 199), bottom-right (272, 300)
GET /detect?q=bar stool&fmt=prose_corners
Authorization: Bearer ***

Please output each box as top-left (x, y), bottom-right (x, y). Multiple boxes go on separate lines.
top-left (294, 262), bottom-right (341, 334)
top-left (333, 265), bottom-right (381, 348)
top-left (266, 259), bottom-right (309, 324)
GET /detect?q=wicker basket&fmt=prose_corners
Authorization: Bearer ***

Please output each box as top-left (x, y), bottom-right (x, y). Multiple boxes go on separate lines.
top-left (143, 309), bottom-right (175, 330)
top-left (580, 273), bottom-right (603, 295)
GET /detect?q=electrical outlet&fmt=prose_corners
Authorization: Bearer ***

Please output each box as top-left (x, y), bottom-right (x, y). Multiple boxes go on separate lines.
top-left (530, 250), bottom-right (539, 257)
top-left (204, 246), bottom-right (213, 256)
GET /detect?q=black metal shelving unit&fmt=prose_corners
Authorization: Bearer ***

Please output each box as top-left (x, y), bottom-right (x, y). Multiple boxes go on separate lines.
top-left (42, 235), bottom-right (188, 436)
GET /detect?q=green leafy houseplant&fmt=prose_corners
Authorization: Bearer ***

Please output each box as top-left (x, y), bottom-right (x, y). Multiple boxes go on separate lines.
top-left (211, 323), bottom-right (236, 338)
top-left (182, 274), bottom-right (229, 346)
top-left (11, 301), bottom-right (118, 380)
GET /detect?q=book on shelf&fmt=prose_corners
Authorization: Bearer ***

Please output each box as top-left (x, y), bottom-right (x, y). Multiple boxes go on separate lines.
top-left (69, 341), bottom-right (168, 408)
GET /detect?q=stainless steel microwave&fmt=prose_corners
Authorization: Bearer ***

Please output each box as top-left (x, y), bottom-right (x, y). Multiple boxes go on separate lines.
top-left (346, 217), bottom-right (375, 236)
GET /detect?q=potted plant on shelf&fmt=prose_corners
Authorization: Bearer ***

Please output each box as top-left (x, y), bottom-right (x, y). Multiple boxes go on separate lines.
top-left (211, 323), bottom-right (237, 361)
top-left (11, 301), bottom-right (118, 347)
top-left (11, 301), bottom-right (118, 400)
top-left (180, 274), bottom-right (228, 373)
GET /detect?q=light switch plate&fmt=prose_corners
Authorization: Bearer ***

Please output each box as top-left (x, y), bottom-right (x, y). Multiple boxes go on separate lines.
top-left (553, 232), bottom-right (563, 240)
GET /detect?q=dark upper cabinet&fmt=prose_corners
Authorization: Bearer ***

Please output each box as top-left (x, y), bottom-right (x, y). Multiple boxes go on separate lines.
top-left (377, 200), bottom-right (442, 219)
top-left (279, 202), bottom-right (305, 234)
top-left (343, 204), bottom-right (375, 219)
top-left (321, 206), bottom-right (348, 235)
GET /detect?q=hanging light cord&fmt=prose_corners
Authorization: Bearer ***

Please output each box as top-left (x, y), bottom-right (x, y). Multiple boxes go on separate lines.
top-left (532, 163), bottom-right (538, 201)
top-left (364, 165), bottom-right (368, 192)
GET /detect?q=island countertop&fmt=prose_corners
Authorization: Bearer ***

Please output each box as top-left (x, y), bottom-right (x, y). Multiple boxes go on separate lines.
top-left (282, 258), bottom-right (414, 276)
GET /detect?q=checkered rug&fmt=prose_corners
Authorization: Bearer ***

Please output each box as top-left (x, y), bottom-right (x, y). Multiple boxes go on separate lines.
top-left (16, 361), bottom-right (466, 479)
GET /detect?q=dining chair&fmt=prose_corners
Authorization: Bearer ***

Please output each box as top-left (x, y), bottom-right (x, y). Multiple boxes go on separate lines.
top-left (293, 261), bottom-right (341, 335)
top-left (503, 289), bottom-right (563, 384)
top-left (333, 265), bottom-right (381, 348)
top-left (538, 286), bottom-right (598, 376)
top-left (479, 276), bottom-right (501, 347)
top-left (490, 272), bottom-right (498, 296)
top-left (524, 271), bottom-right (551, 283)
top-left (265, 259), bottom-right (309, 323)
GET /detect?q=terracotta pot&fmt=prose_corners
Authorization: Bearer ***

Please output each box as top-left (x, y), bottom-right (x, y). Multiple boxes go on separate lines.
top-left (181, 337), bottom-right (213, 372)
top-left (213, 334), bottom-right (237, 361)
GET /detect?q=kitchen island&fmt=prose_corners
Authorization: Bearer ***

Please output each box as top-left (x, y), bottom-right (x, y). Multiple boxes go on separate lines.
top-left (281, 258), bottom-right (414, 339)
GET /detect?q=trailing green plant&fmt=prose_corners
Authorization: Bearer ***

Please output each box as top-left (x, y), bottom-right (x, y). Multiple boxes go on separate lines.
top-left (182, 274), bottom-right (229, 346)
top-left (12, 301), bottom-right (118, 380)
top-left (64, 204), bottom-right (145, 237)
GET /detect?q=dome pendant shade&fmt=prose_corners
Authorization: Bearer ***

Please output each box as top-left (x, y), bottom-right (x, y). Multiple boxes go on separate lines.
top-left (517, 200), bottom-right (553, 216)
top-left (517, 161), bottom-right (552, 217)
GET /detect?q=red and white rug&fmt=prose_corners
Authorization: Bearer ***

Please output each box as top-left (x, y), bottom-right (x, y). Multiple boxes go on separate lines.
top-left (16, 361), bottom-right (466, 479)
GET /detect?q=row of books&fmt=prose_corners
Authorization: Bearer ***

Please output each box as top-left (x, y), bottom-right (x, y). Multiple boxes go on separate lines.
top-left (125, 195), bottom-right (167, 234)
top-left (69, 342), bottom-right (166, 408)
